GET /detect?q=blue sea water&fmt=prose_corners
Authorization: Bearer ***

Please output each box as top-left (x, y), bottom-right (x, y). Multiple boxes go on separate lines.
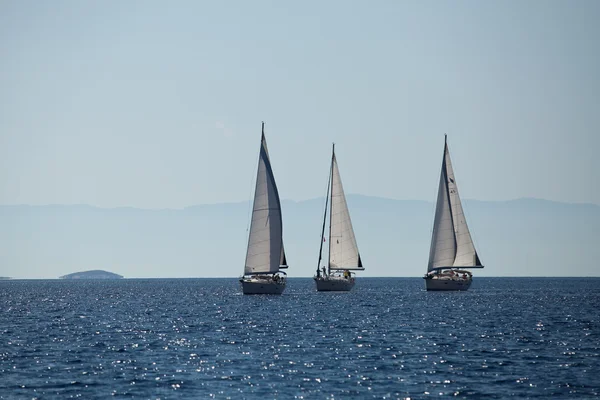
top-left (0, 278), bottom-right (599, 399)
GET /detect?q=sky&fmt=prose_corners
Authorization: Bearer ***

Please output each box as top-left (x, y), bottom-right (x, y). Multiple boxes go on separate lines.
top-left (1, 0), bottom-right (599, 209)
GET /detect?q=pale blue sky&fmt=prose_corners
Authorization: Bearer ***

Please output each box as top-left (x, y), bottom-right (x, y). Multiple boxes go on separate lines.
top-left (1, 0), bottom-right (599, 208)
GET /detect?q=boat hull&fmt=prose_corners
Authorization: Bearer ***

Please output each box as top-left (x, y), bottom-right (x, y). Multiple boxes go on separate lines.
top-left (240, 278), bottom-right (286, 295)
top-left (425, 278), bottom-right (472, 291)
top-left (314, 276), bottom-right (355, 292)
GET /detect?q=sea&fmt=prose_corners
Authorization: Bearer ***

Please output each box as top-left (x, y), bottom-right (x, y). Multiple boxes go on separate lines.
top-left (1, 278), bottom-right (599, 399)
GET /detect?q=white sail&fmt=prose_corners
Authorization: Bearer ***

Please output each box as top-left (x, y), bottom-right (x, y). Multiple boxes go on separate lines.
top-left (244, 132), bottom-right (284, 275)
top-left (329, 153), bottom-right (363, 270)
top-left (427, 158), bottom-right (457, 270)
top-left (427, 138), bottom-right (481, 271)
top-left (444, 146), bottom-right (479, 267)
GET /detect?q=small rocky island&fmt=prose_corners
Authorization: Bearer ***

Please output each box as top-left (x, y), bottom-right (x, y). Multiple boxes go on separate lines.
top-left (59, 270), bottom-right (123, 280)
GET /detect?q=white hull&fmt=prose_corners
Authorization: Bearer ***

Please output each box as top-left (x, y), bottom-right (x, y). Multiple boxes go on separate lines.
top-left (314, 276), bottom-right (355, 292)
top-left (240, 277), bottom-right (286, 295)
top-left (425, 277), bottom-right (472, 291)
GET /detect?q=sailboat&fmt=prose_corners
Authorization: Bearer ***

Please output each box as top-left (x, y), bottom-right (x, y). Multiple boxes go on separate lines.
top-left (424, 135), bottom-right (484, 291)
top-left (314, 144), bottom-right (364, 292)
top-left (240, 122), bottom-right (288, 295)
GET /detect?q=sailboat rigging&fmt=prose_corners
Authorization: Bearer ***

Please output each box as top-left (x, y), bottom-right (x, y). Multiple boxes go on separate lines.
top-left (239, 122), bottom-right (288, 295)
top-left (314, 143), bottom-right (364, 292)
top-left (424, 135), bottom-right (484, 291)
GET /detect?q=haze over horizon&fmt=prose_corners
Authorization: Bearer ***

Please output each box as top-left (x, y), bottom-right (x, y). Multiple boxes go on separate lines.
top-left (1, 2), bottom-right (598, 279)
top-left (2, 196), bottom-right (599, 279)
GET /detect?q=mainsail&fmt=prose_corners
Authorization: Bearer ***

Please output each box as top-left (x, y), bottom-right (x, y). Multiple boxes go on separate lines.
top-left (328, 147), bottom-right (363, 271)
top-left (428, 136), bottom-right (482, 271)
top-left (244, 124), bottom-right (285, 275)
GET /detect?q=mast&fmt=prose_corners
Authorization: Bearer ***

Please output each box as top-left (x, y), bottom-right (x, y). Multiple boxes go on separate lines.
top-left (443, 134), bottom-right (456, 250)
top-left (327, 143), bottom-right (335, 276)
top-left (243, 123), bottom-right (263, 276)
top-left (316, 145), bottom-right (333, 277)
top-left (427, 134), bottom-right (457, 271)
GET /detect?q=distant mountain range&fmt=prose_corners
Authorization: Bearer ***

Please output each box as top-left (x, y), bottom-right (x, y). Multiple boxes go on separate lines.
top-left (1, 196), bottom-right (598, 278)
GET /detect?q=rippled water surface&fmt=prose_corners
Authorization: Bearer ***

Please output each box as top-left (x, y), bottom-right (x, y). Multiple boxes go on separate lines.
top-left (1, 278), bottom-right (599, 399)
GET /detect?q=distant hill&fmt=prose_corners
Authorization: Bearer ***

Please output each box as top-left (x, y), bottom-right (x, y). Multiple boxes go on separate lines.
top-left (59, 270), bottom-right (123, 279)
top-left (0, 196), bottom-right (598, 278)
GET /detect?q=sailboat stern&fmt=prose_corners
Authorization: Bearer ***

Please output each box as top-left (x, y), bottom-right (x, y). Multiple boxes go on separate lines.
top-left (425, 277), bottom-right (472, 291)
top-left (314, 275), bottom-right (355, 292)
top-left (240, 274), bottom-right (286, 295)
